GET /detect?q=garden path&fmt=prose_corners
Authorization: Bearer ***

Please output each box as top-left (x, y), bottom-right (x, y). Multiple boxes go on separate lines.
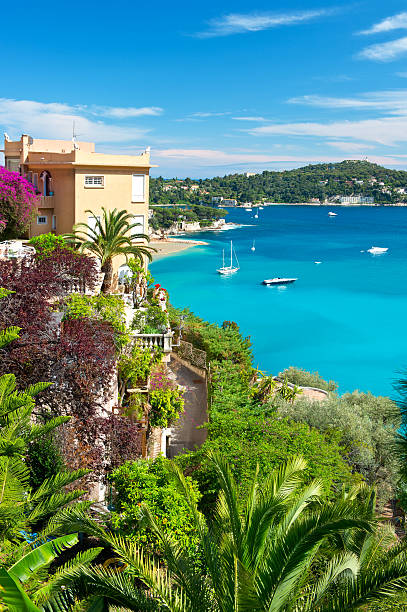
top-left (166, 357), bottom-right (208, 458)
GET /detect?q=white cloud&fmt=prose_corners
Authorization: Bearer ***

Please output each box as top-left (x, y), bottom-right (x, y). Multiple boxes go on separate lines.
top-left (195, 9), bottom-right (331, 38)
top-left (232, 116), bottom-right (271, 122)
top-left (358, 36), bottom-right (407, 61)
top-left (153, 147), bottom-right (407, 170)
top-left (190, 111), bottom-right (230, 118)
top-left (288, 91), bottom-right (407, 114)
top-left (0, 98), bottom-right (159, 143)
top-left (359, 12), bottom-right (407, 35)
top-left (247, 116), bottom-right (407, 145)
top-left (93, 106), bottom-right (163, 118)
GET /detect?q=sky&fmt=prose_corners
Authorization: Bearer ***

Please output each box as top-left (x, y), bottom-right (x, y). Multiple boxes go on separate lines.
top-left (3, 0), bottom-right (407, 177)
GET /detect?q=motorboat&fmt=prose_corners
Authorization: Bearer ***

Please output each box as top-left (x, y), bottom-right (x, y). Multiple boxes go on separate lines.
top-left (217, 241), bottom-right (240, 275)
top-left (251, 240), bottom-right (256, 252)
top-left (259, 206), bottom-right (264, 210)
top-left (328, 212), bottom-right (337, 217)
top-left (262, 277), bottom-right (297, 285)
top-left (314, 261), bottom-right (322, 264)
top-left (367, 246), bottom-right (388, 255)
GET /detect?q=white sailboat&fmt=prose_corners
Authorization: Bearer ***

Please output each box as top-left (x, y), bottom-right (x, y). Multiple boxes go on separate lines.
top-left (251, 240), bottom-right (256, 252)
top-left (254, 208), bottom-right (259, 219)
top-left (217, 241), bottom-right (240, 275)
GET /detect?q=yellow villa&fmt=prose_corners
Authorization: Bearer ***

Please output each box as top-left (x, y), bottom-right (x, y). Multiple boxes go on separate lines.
top-left (3, 133), bottom-right (152, 245)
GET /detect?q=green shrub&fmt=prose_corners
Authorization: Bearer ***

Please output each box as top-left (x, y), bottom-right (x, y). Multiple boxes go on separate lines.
top-left (29, 233), bottom-right (71, 258)
top-left (26, 433), bottom-right (65, 491)
top-left (63, 293), bottom-right (129, 349)
top-left (109, 456), bottom-right (201, 556)
top-left (132, 304), bottom-right (167, 333)
top-left (276, 391), bottom-right (401, 504)
top-left (179, 410), bottom-right (361, 511)
top-left (279, 366), bottom-right (338, 392)
top-left (149, 388), bottom-right (184, 427)
top-left (118, 344), bottom-right (161, 404)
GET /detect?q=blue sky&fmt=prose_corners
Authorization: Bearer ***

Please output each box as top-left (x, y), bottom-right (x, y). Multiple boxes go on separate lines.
top-left (3, 0), bottom-right (407, 177)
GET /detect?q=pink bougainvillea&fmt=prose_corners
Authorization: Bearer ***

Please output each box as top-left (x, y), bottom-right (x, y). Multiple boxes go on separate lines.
top-left (0, 167), bottom-right (39, 238)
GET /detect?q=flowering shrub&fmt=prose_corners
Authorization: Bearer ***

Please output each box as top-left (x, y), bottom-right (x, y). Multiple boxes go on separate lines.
top-left (149, 366), bottom-right (184, 427)
top-left (0, 167), bottom-right (39, 238)
top-left (109, 456), bottom-right (200, 556)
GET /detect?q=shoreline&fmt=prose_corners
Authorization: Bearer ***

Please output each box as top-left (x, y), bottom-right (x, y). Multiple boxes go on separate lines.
top-left (150, 238), bottom-right (209, 261)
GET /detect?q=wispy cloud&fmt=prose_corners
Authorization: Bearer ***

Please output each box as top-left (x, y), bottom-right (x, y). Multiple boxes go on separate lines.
top-left (93, 106), bottom-right (163, 118)
top-left (190, 111), bottom-right (230, 118)
top-left (247, 116), bottom-right (407, 145)
top-left (396, 71), bottom-right (407, 77)
top-left (195, 9), bottom-right (332, 38)
top-left (0, 98), bottom-right (159, 143)
top-left (359, 12), bottom-right (407, 35)
top-left (358, 36), bottom-right (407, 61)
top-left (232, 116), bottom-right (271, 122)
top-left (288, 91), bottom-right (407, 114)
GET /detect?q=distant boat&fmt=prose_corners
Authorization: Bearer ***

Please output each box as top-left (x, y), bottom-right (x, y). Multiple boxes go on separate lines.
top-left (367, 246), bottom-right (388, 255)
top-left (314, 261), bottom-right (322, 264)
top-left (254, 208), bottom-right (259, 219)
top-left (217, 241), bottom-right (240, 275)
top-left (328, 212), bottom-right (337, 217)
top-left (262, 277), bottom-right (297, 286)
top-left (259, 206), bottom-right (264, 210)
top-left (251, 240), bottom-right (256, 252)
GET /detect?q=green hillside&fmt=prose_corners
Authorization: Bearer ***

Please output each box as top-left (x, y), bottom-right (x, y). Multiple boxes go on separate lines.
top-left (150, 160), bottom-right (407, 205)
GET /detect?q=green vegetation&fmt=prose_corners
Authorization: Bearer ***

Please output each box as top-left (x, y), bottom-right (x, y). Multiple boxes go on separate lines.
top-left (280, 365), bottom-right (338, 392)
top-left (149, 203), bottom-right (227, 231)
top-left (29, 233), bottom-right (73, 258)
top-left (150, 160), bottom-right (407, 205)
top-left (110, 456), bottom-right (200, 555)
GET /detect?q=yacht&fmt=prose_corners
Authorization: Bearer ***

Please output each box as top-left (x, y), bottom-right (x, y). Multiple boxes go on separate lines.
top-left (262, 277), bottom-right (297, 286)
top-left (217, 241), bottom-right (240, 275)
top-left (328, 212), bottom-right (337, 217)
top-left (367, 246), bottom-right (388, 255)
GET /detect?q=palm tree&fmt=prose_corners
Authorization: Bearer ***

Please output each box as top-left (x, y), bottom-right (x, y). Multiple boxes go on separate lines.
top-left (65, 208), bottom-right (155, 293)
top-left (37, 453), bottom-right (407, 611)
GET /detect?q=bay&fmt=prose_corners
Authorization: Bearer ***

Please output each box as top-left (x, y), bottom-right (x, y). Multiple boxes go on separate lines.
top-left (151, 206), bottom-right (407, 397)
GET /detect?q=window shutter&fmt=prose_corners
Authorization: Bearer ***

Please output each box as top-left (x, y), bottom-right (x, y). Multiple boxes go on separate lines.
top-left (132, 174), bottom-right (145, 202)
top-left (132, 215), bottom-right (145, 240)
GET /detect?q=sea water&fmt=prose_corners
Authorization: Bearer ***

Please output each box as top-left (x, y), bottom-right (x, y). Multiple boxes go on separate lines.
top-left (151, 206), bottom-right (407, 397)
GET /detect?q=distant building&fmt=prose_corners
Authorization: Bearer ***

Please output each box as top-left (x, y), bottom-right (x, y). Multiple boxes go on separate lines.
top-left (339, 195), bottom-right (374, 204)
top-left (245, 172), bottom-right (257, 177)
top-left (222, 199), bottom-right (238, 206)
top-left (212, 196), bottom-right (224, 203)
top-left (190, 184), bottom-right (199, 190)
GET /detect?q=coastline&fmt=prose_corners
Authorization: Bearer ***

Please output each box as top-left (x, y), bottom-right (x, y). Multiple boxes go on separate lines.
top-left (150, 238), bottom-right (209, 261)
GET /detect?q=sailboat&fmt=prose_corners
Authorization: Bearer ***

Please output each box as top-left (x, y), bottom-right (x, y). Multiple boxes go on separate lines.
top-left (254, 208), bottom-right (259, 219)
top-left (217, 241), bottom-right (240, 275)
top-left (251, 240), bottom-right (256, 252)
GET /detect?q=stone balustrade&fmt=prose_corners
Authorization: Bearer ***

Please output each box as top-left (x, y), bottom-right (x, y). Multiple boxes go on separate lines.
top-left (131, 331), bottom-right (173, 353)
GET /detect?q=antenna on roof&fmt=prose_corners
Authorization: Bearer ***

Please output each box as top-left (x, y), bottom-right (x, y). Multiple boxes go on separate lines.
top-left (72, 121), bottom-right (79, 150)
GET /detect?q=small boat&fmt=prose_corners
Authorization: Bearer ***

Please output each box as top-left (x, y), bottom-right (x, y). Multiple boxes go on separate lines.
top-left (262, 277), bottom-right (298, 285)
top-left (251, 240), bottom-right (256, 252)
top-left (367, 246), bottom-right (388, 255)
top-left (217, 241), bottom-right (240, 275)
top-left (314, 261), bottom-right (322, 264)
top-left (259, 206), bottom-right (264, 210)
top-left (328, 212), bottom-right (337, 217)
top-left (245, 208), bottom-right (252, 212)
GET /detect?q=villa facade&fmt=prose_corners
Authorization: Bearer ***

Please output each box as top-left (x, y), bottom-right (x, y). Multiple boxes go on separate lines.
top-left (3, 134), bottom-right (152, 242)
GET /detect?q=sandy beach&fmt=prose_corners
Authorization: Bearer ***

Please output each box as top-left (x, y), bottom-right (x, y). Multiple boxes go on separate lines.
top-left (150, 238), bottom-right (209, 260)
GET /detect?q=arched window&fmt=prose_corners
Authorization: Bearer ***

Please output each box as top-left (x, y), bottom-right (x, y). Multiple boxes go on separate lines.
top-left (40, 170), bottom-right (52, 196)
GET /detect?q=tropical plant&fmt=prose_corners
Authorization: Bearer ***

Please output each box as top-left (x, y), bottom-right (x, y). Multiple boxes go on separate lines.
top-left (65, 207), bottom-right (155, 293)
top-left (37, 453), bottom-right (407, 611)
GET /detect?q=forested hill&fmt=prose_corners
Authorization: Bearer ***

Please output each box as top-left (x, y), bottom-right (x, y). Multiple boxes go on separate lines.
top-left (150, 160), bottom-right (407, 205)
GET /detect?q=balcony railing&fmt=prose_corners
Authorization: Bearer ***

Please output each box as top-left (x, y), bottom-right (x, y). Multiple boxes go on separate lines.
top-left (131, 332), bottom-right (173, 353)
top-left (38, 195), bottom-right (54, 208)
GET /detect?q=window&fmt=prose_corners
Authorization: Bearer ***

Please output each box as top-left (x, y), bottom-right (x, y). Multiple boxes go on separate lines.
top-left (132, 215), bottom-right (145, 240)
top-left (132, 174), bottom-right (145, 202)
top-left (37, 216), bottom-right (47, 225)
top-left (27, 171), bottom-right (33, 184)
top-left (6, 159), bottom-right (20, 173)
top-left (88, 215), bottom-right (101, 235)
top-left (33, 173), bottom-right (38, 189)
top-left (84, 175), bottom-right (104, 187)
top-left (52, 215), bottom-right (57, 230)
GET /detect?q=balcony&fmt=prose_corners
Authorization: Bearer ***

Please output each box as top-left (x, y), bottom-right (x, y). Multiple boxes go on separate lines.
top-left (38, 195), bottom-right (54, 209)
top-left (131, 332), bottom-right (173, 353)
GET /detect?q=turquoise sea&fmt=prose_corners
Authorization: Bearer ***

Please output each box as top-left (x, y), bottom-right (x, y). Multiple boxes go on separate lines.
top-left (151, 206), bottom-right (407, 397)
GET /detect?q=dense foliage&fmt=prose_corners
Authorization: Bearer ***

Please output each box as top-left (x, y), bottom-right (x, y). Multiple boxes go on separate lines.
top-left (150, 160), bottom-right (407, 205)
top-left (109, 456), bottom-right (200, 555)
top-left (0, 167), bottom-right (39, 238)
top-left (280, 365), bottom-right (338, 392)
